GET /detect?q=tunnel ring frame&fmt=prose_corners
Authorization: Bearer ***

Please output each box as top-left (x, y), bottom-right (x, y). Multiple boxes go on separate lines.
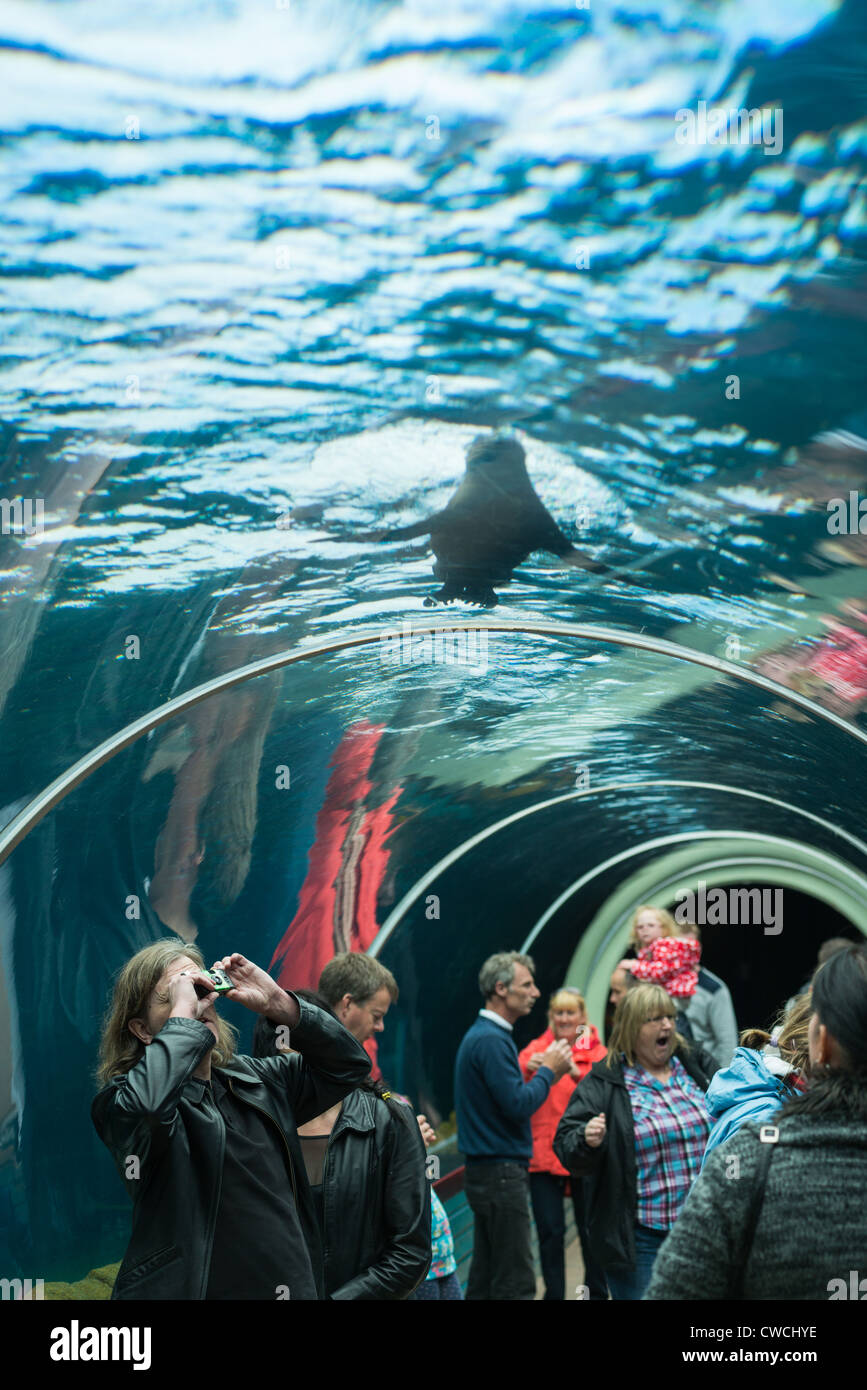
top-left (369, 777), bottom-right (867, 955)
top-left (538, 832), bottom-right (867, 1028)
top-left (1, 618), bottom-right (865, 871)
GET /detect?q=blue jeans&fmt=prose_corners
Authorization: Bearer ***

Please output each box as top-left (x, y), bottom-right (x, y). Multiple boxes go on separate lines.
top-left (606, 1224), bottom-right (668, 1301)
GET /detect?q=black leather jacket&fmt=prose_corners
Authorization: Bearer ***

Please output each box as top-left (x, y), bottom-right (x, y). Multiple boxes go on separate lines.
top-left (321, 1088), bottom-right (432, 1300)
top-left (91, 997), bottom-right (371, 1300)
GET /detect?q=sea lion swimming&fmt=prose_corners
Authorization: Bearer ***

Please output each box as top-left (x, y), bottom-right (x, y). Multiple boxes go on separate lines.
top-left (373, 434), bottom-right (610, 606)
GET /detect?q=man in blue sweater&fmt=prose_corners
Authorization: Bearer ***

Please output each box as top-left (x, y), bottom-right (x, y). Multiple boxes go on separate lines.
top-left (455, 951), bottom-right (572, 1299)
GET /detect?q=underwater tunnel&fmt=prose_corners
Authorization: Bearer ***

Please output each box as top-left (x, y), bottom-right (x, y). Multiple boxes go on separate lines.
top-left (2, 0), bottom-right (867, 1299)
top-left (2, 618), bottom-right (866, 1282)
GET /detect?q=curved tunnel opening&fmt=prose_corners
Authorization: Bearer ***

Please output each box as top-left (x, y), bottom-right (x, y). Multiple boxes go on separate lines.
top-left (563, 871), bottom-right (866, 1048)
top-left (693, 885), bottom-right (859, 1029)
top-left (553, 834), bottom-right (867, 1039)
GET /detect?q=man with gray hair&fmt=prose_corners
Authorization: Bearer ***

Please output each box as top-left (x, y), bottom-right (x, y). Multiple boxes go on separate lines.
top-left (454, 951), bottom-right (572, 1299)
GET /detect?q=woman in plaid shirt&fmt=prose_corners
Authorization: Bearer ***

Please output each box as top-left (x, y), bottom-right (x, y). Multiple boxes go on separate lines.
top-left (554, 984), bottom-right (716, 1300)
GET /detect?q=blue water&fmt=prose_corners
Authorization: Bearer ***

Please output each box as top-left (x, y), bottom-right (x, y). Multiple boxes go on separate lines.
top-left (2, 0), bottom-right (867, 1283)
top-left (2, 1), bottom-right (866, 648)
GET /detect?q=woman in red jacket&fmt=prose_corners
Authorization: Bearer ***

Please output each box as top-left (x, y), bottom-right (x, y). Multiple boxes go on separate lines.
top-left (519, 988), bottom-right (608, 1300)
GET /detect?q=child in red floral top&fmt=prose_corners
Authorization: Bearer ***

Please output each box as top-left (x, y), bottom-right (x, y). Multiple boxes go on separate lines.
top-left (619, 905), bottom-right (700, 1002)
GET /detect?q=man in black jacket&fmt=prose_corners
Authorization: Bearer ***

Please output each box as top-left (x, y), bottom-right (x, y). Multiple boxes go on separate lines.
top-left (314, 958), bottom-right (432, 1298)
top-left (254, 972), bottom-right (432, 1300)
top-left (315, 959), bottom-right (432, 1298)
top-left (92, 944), bottom-right (371, 1299)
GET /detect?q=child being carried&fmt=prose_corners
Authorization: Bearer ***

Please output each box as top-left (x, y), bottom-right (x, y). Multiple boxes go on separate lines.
top-left (618, 904), bottom-right (700, 1003)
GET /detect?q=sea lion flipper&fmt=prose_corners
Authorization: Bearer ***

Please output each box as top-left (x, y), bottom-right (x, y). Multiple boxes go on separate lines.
top-left (561, 548), bottom-right (610, 574)
top-left (377, 513), bottom-right (444, 542)
top-left (524, 504), bottom-right (579, 558)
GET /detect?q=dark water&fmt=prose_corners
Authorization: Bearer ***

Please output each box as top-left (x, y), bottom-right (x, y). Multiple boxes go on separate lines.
top-left (1, 0), bottom-right (867, 1282)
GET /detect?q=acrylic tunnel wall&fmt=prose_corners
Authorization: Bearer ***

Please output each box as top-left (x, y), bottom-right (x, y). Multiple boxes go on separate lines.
top-left (5, 0), bottom-right (867, 1315)
top-left (1, 621), bottom-right (866, 1284)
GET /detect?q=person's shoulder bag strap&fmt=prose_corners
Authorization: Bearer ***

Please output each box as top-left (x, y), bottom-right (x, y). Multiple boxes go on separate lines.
top-left (733, 1126), bottom-right (779, 1299)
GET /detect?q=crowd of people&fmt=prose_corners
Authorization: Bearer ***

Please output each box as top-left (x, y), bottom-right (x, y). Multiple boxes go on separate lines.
top-left (455, 910), bottom-right (867, 1300)
top-left (90, 906), bottom-right (867, 1300)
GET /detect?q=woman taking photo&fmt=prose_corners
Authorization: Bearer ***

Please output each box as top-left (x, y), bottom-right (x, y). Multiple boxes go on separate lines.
top-left (646, 942), bottom-right (867, 1299)
top-left (519, 987), bottom-right (608, 1300)
top-left (554, 983), bottom-right (715, 1300)
top-left (92, 942), bottom-right (371, 1300)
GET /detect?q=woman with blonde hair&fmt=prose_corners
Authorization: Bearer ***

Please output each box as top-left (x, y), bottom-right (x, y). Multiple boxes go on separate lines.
top-left (554, 983), bottom-right (716, 1300)
top-left (699, 992), bottom-right (811, 1169)
top-left (92, 938), bottom-right (370, 1299)
top-left (519, 987), bottom-right (608, 1299)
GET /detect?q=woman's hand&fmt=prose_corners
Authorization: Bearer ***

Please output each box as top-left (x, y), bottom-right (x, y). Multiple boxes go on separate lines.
top-left (584, 1113), bottom-right (607, 1148)
top-left (170, 969), bottom-right (215, 1020)
top-left (525, 1051), bottom-right (546, 1074)
top-left (210, 953), bottom-right (291, 1019)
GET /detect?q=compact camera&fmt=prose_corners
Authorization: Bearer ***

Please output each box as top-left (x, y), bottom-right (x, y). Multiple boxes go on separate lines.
top-left (194, 967), bottom-right (234, 998)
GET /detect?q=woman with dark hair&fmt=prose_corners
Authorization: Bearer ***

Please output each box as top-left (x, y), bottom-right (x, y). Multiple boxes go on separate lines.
top-left (554, 984), bottom-right (716, 1300)
top-left (646, 942), bottom-right (867, 1299)
top-left (253, 987), bottom-right (431, 1300)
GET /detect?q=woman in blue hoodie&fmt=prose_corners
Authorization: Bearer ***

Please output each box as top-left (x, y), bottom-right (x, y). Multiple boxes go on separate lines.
top-left (700, 992), bottom-right (811, 1169)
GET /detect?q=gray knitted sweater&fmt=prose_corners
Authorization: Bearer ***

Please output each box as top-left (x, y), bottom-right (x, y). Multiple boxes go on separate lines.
top-left (645, 1086), bottom-right (867, 1300)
